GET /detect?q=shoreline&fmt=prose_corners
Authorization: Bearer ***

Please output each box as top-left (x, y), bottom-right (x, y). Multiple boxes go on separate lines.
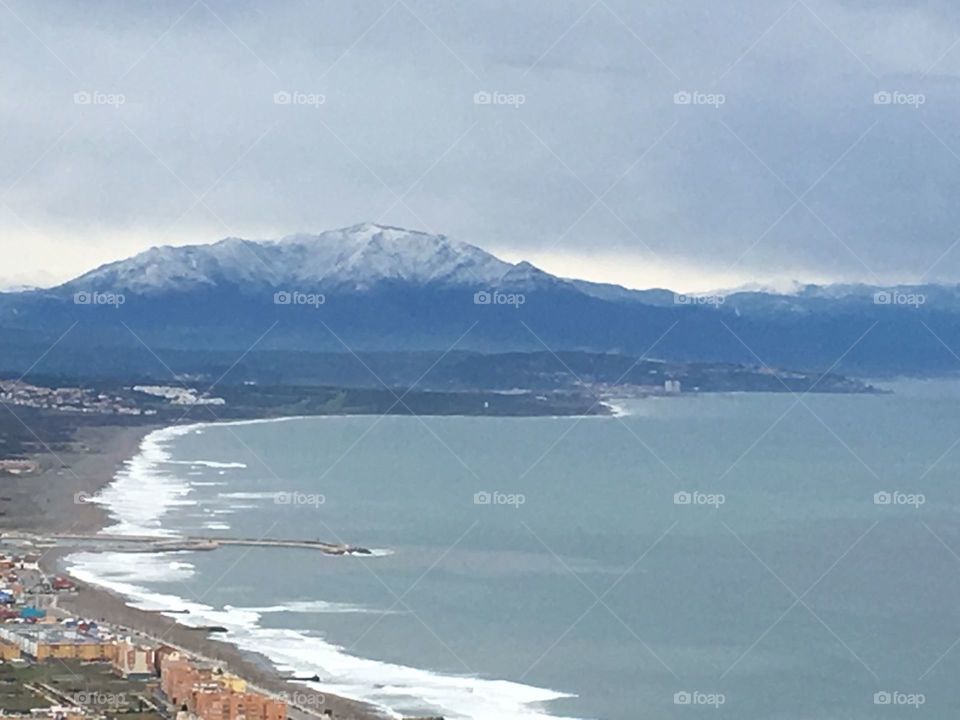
top-left (20, 412), bottom-right (605, 720)
top-left (1, 423), bottom-right (158, 535)
top-left (51, 545), bottom-right (385, 720)
top-left (21, 419), bottom-right (389, 720)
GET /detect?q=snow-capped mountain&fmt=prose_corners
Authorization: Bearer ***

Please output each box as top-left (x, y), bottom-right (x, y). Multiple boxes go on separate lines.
top-left (60, 223), bottom-right (540, 295)
top-left (3, 222), bottom-right (960, 377)
top-left (275, 224), bottom-right (516, 290)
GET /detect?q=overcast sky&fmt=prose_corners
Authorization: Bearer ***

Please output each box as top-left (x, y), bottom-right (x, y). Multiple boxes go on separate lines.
top-left (2, 0), bottom-right (959, 291)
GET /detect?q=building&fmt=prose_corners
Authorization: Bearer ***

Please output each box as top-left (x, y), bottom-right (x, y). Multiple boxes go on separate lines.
top-left (664, 379), bottom-right (682, 393)
top-left (192, 688), bottom-right (286, 720)
top-left (113, 637), bottom-right (157, 678)
top-left (0, 622), bottom-right (115, 662)
top-left (17, 555), bottom-right (40, 571)
top-left (154, 645), bottom-right (182, 676)
top-left (0, 638), bottom-right (20, 660)
top-left (52, 577), bottom-right (75, 592)
top-left (161, 657), bottom-right (209, 707)
top-left (160, 655), bottom-right (286, 720)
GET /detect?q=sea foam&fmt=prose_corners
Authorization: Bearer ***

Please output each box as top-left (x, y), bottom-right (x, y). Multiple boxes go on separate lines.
top-left (76, 417), bottom-right (584, 720)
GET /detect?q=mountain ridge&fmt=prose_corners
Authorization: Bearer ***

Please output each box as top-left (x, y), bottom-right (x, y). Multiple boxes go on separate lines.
top-left (3, 223), bottom-right (960, 377)
top-left (34, 222), bottom-right (960, 307)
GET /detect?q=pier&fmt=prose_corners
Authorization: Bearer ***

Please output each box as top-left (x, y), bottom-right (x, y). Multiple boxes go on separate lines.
top-left (5, 531), bottom-right (373, 556)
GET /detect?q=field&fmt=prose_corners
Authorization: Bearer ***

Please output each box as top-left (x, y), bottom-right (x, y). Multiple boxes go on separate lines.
top-left (0, 658), bottom-right (165, 720)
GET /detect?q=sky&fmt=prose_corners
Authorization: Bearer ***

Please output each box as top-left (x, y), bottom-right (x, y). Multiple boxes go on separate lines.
top-left (1, 0), bottom-right (960, 292)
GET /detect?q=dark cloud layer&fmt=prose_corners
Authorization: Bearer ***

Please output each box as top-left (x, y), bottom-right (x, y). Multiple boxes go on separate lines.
top-left (2, 0), bottom-right (959, 290)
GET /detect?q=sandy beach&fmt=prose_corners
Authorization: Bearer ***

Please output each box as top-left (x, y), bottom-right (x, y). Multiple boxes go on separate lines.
top-left (0, 423), bottom-right (155, 535)
top-left (52, 552), bottom-right (385, 720)
top-left (12, 420), bottom-right (390, 720)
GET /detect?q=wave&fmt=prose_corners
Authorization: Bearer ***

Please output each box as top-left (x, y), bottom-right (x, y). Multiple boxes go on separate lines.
top-left (96, 423), bottom-right (208, 537)
top-left (600, 399), bottom-right (632, 417)
top-left (230, 599), bottom-right (395, 615)
top-left (364, 548), bottom-right (395, 557)
top-left (170, 460), bottom-right (248, 469)
top-left (202, 521), bottom-right (231, 530)
top-left (65, 551), bottom-right (580, 720)
top-left (84, 416), bottom-right (585, 720)
top-left (68, 551), bottom-right (195, 587)
top-left (217, 491), bottom-right (281, 500)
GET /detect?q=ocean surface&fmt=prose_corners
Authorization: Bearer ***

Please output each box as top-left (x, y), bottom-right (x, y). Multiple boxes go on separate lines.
top-left (68, 379), bottom-right (960, 719)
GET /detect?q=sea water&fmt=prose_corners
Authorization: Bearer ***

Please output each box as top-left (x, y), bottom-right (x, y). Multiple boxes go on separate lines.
top-left (69, 380), bottom-right (960, 719)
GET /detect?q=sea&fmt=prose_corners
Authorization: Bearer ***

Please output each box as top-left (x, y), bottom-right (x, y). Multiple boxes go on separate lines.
top-left (66, 378), bottom-right (960, 719)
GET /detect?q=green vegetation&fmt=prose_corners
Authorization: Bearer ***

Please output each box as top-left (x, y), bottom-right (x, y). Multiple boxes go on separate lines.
top-left (0, 660), bottom-right (163, 719)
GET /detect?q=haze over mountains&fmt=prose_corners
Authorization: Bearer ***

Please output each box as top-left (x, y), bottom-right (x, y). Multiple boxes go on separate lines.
top-left (1, 223), bottom-right (958, 377)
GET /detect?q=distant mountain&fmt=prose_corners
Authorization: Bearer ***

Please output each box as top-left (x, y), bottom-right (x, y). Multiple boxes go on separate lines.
top-left (60, 224), bottom-right (500, 292)
top-left (1, 223), bottom-right (959, 377)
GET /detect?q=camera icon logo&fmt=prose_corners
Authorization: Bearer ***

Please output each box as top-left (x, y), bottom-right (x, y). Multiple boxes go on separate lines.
top-left (874, 491), bottom-right (892, 505)
top-left (874, 691), bottom-right (891, 705)
top-left (673, 91), bottom-right (692, 105)
top-left (473, 91), bottom-right (492, 105)
top-left (274, 291), bottom-right (292, 305)
top-left (873, 91), bottom-right (892, 105)
top-left (274, 91), bottom-right (292, 105)
top-left (474, 491), bottom-right (492, 505)
top-left (74, 91), bottom-right (92, 105)
top-left (674, 491), bottom-right (692, 505)
top-left (73, 291), bottom-right (91, 305)
top-left (674, 691), bottom-right (692, 705)
top-left (474, 290), bottom-right (492, 305)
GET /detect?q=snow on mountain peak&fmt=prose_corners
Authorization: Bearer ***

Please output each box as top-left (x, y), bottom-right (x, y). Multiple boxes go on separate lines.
top-left (61, 224), bottom-right (521, 294)
top-left (269, 223), bottom-right (513, 289)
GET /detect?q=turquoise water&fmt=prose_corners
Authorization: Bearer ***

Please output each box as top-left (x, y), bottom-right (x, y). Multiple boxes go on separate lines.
top-left (76, 380), bottom-right (960, 719)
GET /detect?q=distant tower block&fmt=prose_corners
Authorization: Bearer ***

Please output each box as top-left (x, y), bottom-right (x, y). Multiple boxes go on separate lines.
top-left (664, 379), bottom-right (681, 394)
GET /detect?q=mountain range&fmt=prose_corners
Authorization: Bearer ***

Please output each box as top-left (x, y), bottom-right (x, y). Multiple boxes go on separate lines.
top-left (1, 223), bottom-right (958, 377)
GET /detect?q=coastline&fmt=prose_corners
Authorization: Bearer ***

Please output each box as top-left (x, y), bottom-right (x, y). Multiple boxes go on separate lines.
top-left (22, 413), bottom-right (606, 720)
top-left (1, 423), bottom-right (158, 535)
top-left (51, 547), bottom-right (385, 720)
top-left (23, 420), bottom-right (389, 720)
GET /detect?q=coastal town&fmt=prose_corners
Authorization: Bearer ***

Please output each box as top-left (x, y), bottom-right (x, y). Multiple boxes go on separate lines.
top-left (0, 547), bottom-right (290, 720)
top-left (0, 546), bottom-right (416, 720)
top-left (0, 381), bottom-right (155, 418)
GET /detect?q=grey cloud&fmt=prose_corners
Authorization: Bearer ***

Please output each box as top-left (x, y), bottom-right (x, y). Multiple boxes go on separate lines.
top-left (2, 0), bottom-right (960, 287)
